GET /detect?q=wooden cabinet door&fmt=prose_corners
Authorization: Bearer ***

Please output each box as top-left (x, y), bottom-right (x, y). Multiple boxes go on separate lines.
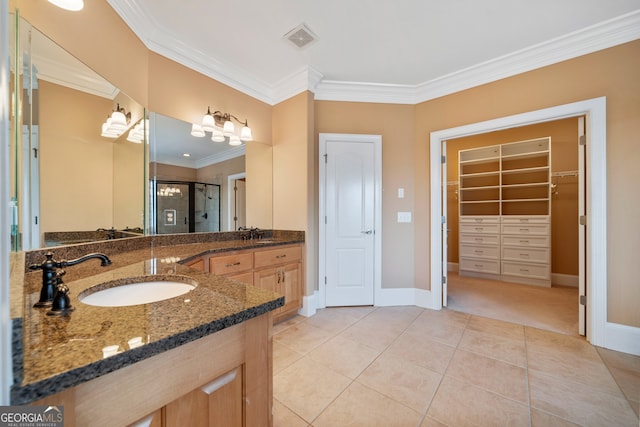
top-left (164, 368), bottom-right (243, 427)
top-left (279, 262), bottom-right (301, 315)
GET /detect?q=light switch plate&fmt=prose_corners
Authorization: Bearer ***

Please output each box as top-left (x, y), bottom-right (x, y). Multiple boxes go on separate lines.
top-left (397, 211), bottom-right (412, 223)
top-left (398, 188), bottom-right (405, 198)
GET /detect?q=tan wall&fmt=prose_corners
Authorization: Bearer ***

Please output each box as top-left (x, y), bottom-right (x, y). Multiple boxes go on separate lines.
top-left (446, 118), bottom-right (579, 276)
top-left (273, 92), bottom-right (315, 294)
top-left (413, 41), bottom-right (640, 327)
top-left (245, 142), bottom-right (273, 229)
top-left (39, 81), bottom-right (114, 236)
top-left (315, 102), bottom-right (416, 289)
top-left (152, 163), bottom-right (197, 182)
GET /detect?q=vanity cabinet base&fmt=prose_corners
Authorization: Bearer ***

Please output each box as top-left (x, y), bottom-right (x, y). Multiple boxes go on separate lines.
top-left (31, 313), bottom-right (273, 427)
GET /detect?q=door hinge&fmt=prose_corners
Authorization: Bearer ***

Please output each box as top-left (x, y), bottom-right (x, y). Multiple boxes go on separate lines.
top-left (324, 153), bottom-right (328, 163)
top-left (579, 135), bottom-right (586, 146)
top-left (442, 276), bottom-right (447, 285)
top-left (579, 215), bottom-right (586, 226)
top-left (34, 216), bottom-right (38, 225)
top-left (32, 147), bottom-right (38, 158)
top-left (579, 295), bottom-right (586, 306)
top-left (324, 276), bottom-right (327, 285)
top-left (441, 155), bottom-right (446, 164)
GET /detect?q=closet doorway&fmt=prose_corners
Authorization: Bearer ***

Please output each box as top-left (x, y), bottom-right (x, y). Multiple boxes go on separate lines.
top-left (445, 118), bottom-right (581, 336)
top-left (429, 97), bottom-right (607, 346)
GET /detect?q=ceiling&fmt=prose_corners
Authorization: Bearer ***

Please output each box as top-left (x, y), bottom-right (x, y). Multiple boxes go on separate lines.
top-left (108, 0), bottom-right (640, 105)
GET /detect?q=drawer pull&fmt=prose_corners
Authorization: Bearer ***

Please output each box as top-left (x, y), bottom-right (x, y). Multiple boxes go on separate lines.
top-left (474, 238), bottom-right (483, 241)
top-left (519, 219), bottom-right (529, 223)
top-left (475, 219), bottom-right (483, 222)
top-left (474, 250), bottom-right (484, 254)
top-left (475, 227), bottom-right (483, 231)
top-left (520, 253), bottom-right (529, 257)
top-left (225, 261), bottom-right (241, 267)
top-left (519, 228), bottom-right (530, 232)
top-left (520, 269), bottom-right (529, 273)
top-left (474, 264), bottom-right (483, 268)
top-left (519, 240), bottom-right (529, 244)
top-left (276, 254), bottom-right (287, 259)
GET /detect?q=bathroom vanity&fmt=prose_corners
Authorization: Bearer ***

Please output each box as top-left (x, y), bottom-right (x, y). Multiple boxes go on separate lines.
top-left (10, 231), bottom-right (305, 426)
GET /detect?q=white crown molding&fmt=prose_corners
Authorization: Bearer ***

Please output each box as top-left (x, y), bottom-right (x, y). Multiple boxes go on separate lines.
top-left (108, 1), bottom-right (640, 106)
top-left (195, 145), bottom-right (245, 169)
top-left (315, 10), bottom-right (640, 104)
top-left (271, 66), bottom-right (324, 104)
top-left (31, 53), bottom-right (118, 99)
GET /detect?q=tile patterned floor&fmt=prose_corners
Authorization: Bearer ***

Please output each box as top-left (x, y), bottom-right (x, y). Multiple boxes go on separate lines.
top-left (272, 306), bottom-right (640, 426)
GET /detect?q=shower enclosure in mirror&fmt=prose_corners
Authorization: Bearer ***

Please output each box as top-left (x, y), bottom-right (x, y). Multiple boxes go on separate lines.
top-left (154, 181), bottom-right (221, 234)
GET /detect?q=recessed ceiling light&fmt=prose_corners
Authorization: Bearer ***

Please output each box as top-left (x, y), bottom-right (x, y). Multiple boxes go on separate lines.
top-left (183, 153), bottom-right (191, 157)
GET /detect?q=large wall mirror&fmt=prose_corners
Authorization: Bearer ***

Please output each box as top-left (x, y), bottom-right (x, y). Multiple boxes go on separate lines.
top-left (9, 13), bottom-right (146, 249)
top-left (148, 113), bottom-right (273, 233)
top-left (9, 12), bottom-right (273, 251)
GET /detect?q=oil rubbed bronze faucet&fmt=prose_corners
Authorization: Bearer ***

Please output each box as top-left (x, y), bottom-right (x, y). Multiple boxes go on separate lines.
top-left (29, 252), bottom-right (112, 311)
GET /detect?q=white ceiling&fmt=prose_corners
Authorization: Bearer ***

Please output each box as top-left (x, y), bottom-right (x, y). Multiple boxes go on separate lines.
top-left (108, 0), bottom-right (640, 105)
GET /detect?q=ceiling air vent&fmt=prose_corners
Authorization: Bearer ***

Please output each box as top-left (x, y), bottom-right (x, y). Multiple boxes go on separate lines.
top-left (284, 23), bottom-right (318, 49)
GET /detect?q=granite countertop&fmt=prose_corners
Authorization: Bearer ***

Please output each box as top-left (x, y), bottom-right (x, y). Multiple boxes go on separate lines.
top-left (11, 232), bottom-right (303, 404)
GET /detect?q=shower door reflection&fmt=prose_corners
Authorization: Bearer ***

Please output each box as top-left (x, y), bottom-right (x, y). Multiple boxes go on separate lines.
top-left (155, 181), bottom-right (220, 234)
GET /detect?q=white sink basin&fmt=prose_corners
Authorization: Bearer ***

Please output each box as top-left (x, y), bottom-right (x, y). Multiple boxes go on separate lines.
top-left (80, 277), bottom-right (196, 307)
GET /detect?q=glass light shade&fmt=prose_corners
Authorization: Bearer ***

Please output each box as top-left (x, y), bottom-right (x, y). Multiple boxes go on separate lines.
top-left (222, 120), bottom-right (235, 137)
top-left (201, 114), bottom-right (215, 132)
top-left (48, 0), bottom-right (84, 11)
top-left (228, 135), bottom-right (242, 146)
top-left (109, 111), bottom-right (127, 130)
top-left (240, 125), bottom-right (253, 141)
top-left (126, 129), bottom-right (142, 143)
top-left (101, 122), bottom-right (118, 138)
top-left (190, 123), bottom-right (205, 137)
top-left (211, 129), bottom-right (225, 142)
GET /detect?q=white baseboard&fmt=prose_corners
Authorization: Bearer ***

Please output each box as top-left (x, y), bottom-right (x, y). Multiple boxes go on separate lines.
top-left (551, 273), bottom-right (579, 287)
top-left (603, 322), bottom-right (640, 356)
top-left (298, 292), bottom-right (318, 318)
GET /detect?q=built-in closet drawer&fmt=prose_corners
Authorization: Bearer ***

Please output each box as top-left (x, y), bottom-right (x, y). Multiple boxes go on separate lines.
top-left (460, 223), bottom-right (500, 235)
top-left (501, 216), bottom-right (549, 224)
top-left (459, 216), bottom-right (500, 224)
top-left (502, 261), bottom-right (550, 280)
top-left (501, 223), bottom-right (549, 236)
top-left (460, 233), bottom-right (500, 245)
top-left (501, 246), bottom-right (550, 264)
top-left (501, 235), bottom-right (549, 248)
top-left (459, 259), bottom-right (500, 275)
top-left (459, 244), bottom-right (499, 260)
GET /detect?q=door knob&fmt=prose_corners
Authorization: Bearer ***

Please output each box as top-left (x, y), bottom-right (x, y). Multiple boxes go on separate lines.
top-left (361, 229), bottom-right (373, 234)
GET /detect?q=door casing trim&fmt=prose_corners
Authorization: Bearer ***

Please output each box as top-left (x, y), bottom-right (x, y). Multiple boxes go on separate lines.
top-left (429, 97), bottom-right (607, 347)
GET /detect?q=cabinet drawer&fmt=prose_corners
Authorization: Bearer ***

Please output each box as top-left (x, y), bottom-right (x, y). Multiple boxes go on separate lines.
top-left (254, 245), bottom-right (301, 269)
top-left (460, 244), bottom-right (499, 260)
top-left (501, 216), bottom-right (549, 224)
top-left (459, 216), bottom-right (500, 224)
top-left (460, 233), bottom-right (499, 245)
top-left (501, 223), bottom-right (549, 235)
top-left (459, 258), bottom-right (500, 275)
top-left (502, 235), bottom-right (549, 248)
top-left (459, 223), bottom-right (500, 234)
top-left (502, 261), bottom-right (550, 280)
top-left (209, 252), bottom-right (253, 275)
top-left (502, 246), bottom-right (549, 263)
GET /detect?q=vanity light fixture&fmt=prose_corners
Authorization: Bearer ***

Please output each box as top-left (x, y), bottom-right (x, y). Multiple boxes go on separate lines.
top-left (48, 0), bottom-right (84, 11)
top-left (126, 119), bottom-right (148, 144)
top-left (191, 107), bottom-right (253, 144)
top-left (101, 104), bottom-right (131, 139)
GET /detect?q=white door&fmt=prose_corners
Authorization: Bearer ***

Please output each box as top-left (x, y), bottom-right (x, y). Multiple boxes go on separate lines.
top-left (578, 117), bottom-right (586, 336)
top-left (233, 178), bottom-right (246, 230)
top-left (322, 134), bottom-right (378, 306)
top-left (441, 141), bottom-right (448, 307)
